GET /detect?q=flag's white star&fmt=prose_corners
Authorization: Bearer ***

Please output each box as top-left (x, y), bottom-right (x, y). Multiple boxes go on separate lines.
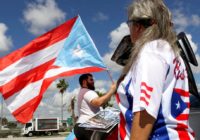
top-left (72, 44), bottom-right (84, 58)
top-left (176, 101), bottom-right (180, 109)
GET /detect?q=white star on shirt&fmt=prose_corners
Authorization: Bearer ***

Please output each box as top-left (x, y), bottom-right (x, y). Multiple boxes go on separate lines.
top-left (72, 44), bottom-right (84, 58)
top-left (176, 101), bottom-right (180, 109)
top-left (152, 134), bottom-right (160, 140)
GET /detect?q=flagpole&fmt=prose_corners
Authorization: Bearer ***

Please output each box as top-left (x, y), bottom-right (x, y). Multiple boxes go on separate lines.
top-left (106, 70), bottom-right (114, 84)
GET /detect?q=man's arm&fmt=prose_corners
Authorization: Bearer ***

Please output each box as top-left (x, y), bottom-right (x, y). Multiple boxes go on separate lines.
top-left (130, 110), bottom-right (155, 140)
top-left (90, 83), bottom-right (116, 107)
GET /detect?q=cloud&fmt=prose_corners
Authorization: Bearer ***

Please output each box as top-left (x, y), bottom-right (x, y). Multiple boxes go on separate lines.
top-left (0, 23), bottom-right (13, 52)
top-left (108, 22), bottom-right (130, 49)
top-left (191, 15), bottom-right (200, 26)
top-left (95, 80), bottom-right (107, 89)
top-left (197, 84), bottom-right (200, 92)
top-left (173, 9), bottom-right (200, 32)
top-left (173, 9), bottom-right (189, 32)
top-left (28, 79), bottom-right (79, 119)
top-left (23, 0), bottom-right (66, 35)
top-left (35, 85), bottom-right (79, 119)
top-left (0, 95), bottom-right (15, 120)
top-left (186, 34), bottom-right (200, 74)
top-left (95, 80), bottom-right (110, 93)
top-left (92, 12), bottom-right (109, 22)
top-left (103, 52), bottom-right (123, 73)
top-left (191, 55), bottom-right (200, 74)
top-left (102, 22), bottom-right (129, 73)
top-left (186, 34), bottom-right (198, 53)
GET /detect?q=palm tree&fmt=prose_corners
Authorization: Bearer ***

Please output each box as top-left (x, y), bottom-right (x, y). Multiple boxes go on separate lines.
top-left (57, 79), bottom-right (69, 125)
top-left (71, 96), bottom-right (76, 125)
top-left (67, 96), bottom-right (77, 126)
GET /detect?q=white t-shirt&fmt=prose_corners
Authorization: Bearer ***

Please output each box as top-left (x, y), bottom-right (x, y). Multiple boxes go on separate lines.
top-left (76, 88), bottom-right (100, 123)
top-left (117, 39), bottom-right (194, 140)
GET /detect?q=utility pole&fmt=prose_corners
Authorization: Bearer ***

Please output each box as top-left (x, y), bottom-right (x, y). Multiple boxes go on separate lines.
top-left (71, 96), bottom-right (76, 126)
top-left (0, 97), bottom-right (3, 130)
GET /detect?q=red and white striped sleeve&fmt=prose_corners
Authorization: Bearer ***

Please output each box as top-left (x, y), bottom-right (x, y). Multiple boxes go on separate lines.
top-left (132, 51), bottom-right (169, 119)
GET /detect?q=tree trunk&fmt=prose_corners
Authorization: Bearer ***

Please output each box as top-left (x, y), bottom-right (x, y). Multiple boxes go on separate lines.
top-left (61, 93), bottom-right (63, 125)
top-left (71, 97), bottom-right (76, 126)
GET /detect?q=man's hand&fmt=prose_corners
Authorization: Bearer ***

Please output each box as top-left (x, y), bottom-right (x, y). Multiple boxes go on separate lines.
top-left (90, 82), bottom-right (116, 107)
top-left (109, 83), bottom-right (117, 94)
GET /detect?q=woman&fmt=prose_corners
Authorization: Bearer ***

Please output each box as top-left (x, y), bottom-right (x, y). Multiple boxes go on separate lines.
top-left (116, 0), bottom-right (195, 139)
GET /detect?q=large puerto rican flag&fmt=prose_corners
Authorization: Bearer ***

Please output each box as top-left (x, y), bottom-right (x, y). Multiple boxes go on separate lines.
top-left (0, 16), bottom-right (106, 123)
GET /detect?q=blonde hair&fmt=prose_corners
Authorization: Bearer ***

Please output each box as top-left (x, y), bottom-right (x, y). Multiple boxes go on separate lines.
top-left (121, 0), bottom-right (180, 76)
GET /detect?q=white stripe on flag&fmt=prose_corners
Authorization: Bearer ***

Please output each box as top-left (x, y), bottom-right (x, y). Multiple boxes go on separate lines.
top-left (44, 66), bottom-right (91, 78)
top-left (6, 79), bottom-right (43, 113)
top-left (124, 135), bottom-right (130, 140)
top-left (0, 39), bottom-right (65, 86)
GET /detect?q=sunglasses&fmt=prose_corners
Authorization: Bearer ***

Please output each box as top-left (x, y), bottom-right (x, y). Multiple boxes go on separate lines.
top-left (127, 18), bottom-right (154, 28)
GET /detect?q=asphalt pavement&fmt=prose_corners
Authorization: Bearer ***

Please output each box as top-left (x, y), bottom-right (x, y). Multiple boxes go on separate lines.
top-left (189, 110), bottom-right (200, 140)
top-left (0, 132), bottom-right (69, 140)
top-left (0, 136), bottom-right (66, 140)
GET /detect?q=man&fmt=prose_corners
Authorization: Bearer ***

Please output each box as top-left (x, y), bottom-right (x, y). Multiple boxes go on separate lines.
top-left (74, 73), bottom-right (116, 140)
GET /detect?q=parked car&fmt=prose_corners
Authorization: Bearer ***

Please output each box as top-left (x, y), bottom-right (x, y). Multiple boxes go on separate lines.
top-left (1, 125), bottom-right (9, 130)
top-left (189, 95), bottom-right (200, 140)
top-left (0, 126), bottom-right (21, 138)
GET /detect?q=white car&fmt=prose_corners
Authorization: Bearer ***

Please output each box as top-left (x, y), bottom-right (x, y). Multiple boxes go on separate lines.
top-left (1, 125), bottom-right (10, 130)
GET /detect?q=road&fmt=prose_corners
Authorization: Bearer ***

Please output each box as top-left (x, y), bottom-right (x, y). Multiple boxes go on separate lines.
top-left (0, 136), bottom-right (66, 140)
top-left (0, 132), bottom-right (69, 140)
top-left (189, 110), bottom-right (200, 140)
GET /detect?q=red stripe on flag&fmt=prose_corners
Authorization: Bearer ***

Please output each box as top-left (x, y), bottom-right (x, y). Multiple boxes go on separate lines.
top-left (140, 97), bottom-right (149, 106)
top-left (174, 88), bottom-right (189, 97)
top-left (176, 114), bottom-right (189, 120)
top-left (141, 89), bottom-right (151, 99)
top-left (186, 102), bottom-right (190, 108)
top-left (1, 59), bottom-right (56, 99)
top-left (12, 95), bottom-right (42, 124)
top-left (0, 16), bottom-right (77, 71)
top-left (141, 82), bottom-right (153, 92)
top-left (119, 113), bottom-right (126, 140)
top-left (115, 92), bottom-right (120, 104)
top-left (176, 123), bottom-right (190, 140)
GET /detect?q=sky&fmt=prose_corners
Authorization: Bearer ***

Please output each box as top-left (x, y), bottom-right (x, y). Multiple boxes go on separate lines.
top-left (0, 0), bottom-right (200, 121)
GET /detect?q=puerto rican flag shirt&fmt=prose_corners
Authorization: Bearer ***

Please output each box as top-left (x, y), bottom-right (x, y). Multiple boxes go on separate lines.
top-left (116, 39), bottom-right (195, 140)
